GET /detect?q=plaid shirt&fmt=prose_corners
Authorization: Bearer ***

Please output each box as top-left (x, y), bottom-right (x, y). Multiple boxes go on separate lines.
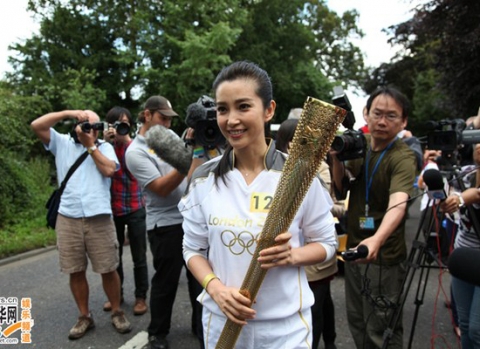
top-left (111, 140), bottom-right (144, 216)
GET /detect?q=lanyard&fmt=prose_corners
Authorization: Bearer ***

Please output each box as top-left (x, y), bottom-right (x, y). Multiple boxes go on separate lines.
top-left (365, 139), bottom-right (396, 216)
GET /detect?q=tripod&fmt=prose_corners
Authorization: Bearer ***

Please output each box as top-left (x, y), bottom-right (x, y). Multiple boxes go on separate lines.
top-left (382, 166), bottom-right (480, 348)
top-left (381, 197), bottom-right (449, 349)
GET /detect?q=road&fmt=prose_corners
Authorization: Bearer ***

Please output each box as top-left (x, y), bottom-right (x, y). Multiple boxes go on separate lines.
top-left (0, 199), bottom-right (461, 348)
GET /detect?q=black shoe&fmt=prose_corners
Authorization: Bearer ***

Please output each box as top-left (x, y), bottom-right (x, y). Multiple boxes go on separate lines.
top-left (325, 342), bottom-right (337, 349)
top-left (148, 336), bottom-right (169, 349)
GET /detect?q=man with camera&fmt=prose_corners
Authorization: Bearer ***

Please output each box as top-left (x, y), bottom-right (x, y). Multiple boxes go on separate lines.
top-left (331, 87), bottom-right (417, 349)
top-left (30, 109), bottom-right (131, 340)
top-left (103, 106), bottom-right (149, 317)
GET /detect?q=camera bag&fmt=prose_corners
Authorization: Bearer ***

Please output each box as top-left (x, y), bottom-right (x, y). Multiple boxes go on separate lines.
top-left (45, 151), bottom-right (88, 229)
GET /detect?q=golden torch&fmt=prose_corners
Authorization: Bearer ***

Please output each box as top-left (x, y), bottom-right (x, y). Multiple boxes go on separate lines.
top-left (215, 97), bottom-right (346, 348)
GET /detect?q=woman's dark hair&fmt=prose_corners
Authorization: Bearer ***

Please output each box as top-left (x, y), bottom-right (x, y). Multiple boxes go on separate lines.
top-left (275, 118), bottom-right (299, 153)
top-left (365, 86), bottom-right (410, 119)
top-left (213, 61), bottom-right (273, 184)
top-left (105, 106), bottom-right (134, 125)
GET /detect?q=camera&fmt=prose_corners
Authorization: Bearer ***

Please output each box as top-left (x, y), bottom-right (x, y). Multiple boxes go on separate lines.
top-left (331, 86), bottom-right (367, 161)
top-left (112, 121), bottom-right (130, 136)
top-left (331, 129), bottom-right (367, 161)
top-left (185, 95), bottom-right (225, 149)
top-left (79, 121), bottom-right (108, 133)
top-left (426, 119), bottom-right (480, 152)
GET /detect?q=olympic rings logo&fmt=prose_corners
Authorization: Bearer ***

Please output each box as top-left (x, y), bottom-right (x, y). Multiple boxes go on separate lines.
top-left (220, 230), bottom-right (260, 255)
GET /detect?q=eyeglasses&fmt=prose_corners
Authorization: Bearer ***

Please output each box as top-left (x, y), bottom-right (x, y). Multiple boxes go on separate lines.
top-left (370, 110), bottom-right (402, 122)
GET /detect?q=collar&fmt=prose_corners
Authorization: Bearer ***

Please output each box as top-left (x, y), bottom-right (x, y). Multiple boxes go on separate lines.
top-left (227, 138), bottom-right (276, 172)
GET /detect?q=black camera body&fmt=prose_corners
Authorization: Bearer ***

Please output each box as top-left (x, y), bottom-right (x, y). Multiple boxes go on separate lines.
top-left (112, 121), bottom-right (130, 136)
top-left (331, 129), bottom-right (367, 161)
top-left (80, 121), bottom-right (108, 133)
top-left (331, 87), bottom-right (367, 161)
top-left (427, 119), bottom-right (480, 152)
top-left (185, 95), bottom-right (225, 150)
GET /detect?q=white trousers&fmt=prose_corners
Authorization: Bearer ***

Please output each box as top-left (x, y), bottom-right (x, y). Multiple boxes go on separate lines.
top-left (202, 308), bottom-right (313, 349)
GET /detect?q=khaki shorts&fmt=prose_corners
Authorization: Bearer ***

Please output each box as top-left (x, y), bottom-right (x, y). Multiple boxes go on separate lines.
top-left (56, 214), bottom-right (119, 274)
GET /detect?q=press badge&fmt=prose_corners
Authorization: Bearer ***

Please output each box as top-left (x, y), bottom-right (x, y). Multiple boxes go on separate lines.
top-left (359, 217), bottom-right (375, 230)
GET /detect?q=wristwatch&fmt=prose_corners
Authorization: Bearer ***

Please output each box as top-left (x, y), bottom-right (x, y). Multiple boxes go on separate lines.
top-left (87, 145), bottom-right (97, 154)
top-left (452, 191), bottom-right (465, 207)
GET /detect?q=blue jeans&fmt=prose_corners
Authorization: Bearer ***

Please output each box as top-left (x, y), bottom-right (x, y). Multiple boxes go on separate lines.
top-left (114, 208), bottom-right (148, 299)
top-left (452, 276), bottom-right (480, 349)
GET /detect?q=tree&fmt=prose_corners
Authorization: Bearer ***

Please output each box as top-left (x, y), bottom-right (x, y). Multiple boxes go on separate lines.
top-left (365, 0), bottom-right (480, 135)
top-left (7, 0), bottom-right (366, 131)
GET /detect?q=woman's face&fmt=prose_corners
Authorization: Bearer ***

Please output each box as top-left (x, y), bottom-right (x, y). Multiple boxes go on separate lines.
top-left (215, 78), bottom-right (275, 151)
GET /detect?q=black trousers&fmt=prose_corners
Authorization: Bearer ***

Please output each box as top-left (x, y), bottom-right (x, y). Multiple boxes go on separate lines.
top-left (146, 224), bottom-right (197, 338)
top-left (309, 279), bottom-right (336, 349)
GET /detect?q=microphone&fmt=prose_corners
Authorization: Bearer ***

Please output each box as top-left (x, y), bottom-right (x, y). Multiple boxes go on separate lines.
top-left (341, 245), bottom-right (369, 261)
top-left (145, 125), bottom-right (192, 176)
top-left (185, 103), bottom-right (206, 128)
top-left (423, 168), bottom-right (447, 200)
top-left (448, 247), bottom-right (480, 287)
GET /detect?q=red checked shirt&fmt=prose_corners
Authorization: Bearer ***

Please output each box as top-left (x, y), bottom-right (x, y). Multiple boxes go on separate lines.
top-left (111, 140), bottom-right (144, 216)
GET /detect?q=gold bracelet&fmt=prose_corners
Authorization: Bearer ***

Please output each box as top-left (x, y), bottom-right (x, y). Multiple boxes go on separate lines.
top-left (202, 273), bottom-right (218, 290)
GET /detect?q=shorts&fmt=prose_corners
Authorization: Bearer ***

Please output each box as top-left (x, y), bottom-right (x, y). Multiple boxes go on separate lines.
top-left (202, 307), bottom-right (313, 349)
top-left (56, 213), bottom-right (119, 274)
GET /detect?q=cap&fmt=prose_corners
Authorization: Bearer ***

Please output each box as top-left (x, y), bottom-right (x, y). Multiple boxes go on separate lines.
top-left (144, 96), bottom-right (179, 117)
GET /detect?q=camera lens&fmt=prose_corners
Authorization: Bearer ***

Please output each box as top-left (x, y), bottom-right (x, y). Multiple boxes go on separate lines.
top-left (81, 122), bottom-right (92, 133)
top-left (115, 122), bottom-right (130, 136)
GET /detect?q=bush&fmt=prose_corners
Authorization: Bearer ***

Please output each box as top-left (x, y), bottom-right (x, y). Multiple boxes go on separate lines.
top-left (0, 153), bottom-right (54, 228)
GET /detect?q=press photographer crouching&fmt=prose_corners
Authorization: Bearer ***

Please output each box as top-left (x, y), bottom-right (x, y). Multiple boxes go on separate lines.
top-left (331, 87), bottom-right (417, 349)
top-left (440, 143), bottom-right (480, 349)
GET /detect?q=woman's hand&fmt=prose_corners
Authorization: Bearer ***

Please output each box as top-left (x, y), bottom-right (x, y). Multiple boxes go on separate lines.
top-left (208, 280), bottom-right (256, 326)
top-left (258, 232), bottom-right (293, 269)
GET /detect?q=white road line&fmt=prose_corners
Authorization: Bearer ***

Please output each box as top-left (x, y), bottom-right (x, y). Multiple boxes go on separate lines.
top-left (118, 331), bottom-right (148, 349)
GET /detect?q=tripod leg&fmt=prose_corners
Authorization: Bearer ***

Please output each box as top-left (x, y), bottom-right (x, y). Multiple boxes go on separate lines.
top-left (407, 249), bottom-right (432, 349)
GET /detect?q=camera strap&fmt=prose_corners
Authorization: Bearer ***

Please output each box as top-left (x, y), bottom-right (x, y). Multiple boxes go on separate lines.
top-left (364, 139), bottom-right (397, 217)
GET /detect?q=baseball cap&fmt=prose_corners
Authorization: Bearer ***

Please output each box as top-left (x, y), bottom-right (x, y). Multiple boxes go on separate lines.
top-left (144, 96), bottom-right (179, 117)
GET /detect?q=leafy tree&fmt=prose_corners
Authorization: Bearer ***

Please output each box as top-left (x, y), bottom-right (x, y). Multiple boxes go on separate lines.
top-left (365, 0), bottom-right (480, 135)
top-left (7, 0), bottom-right (366, 131)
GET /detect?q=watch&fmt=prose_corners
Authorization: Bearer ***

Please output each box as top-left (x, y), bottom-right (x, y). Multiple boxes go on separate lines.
top-left (87, 145), bottom-right (97, 154)
top-left (452, 191), bottom-right (465, 207)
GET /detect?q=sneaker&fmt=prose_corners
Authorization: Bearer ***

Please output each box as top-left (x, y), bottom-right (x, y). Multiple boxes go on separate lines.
top-left (133, 297), bottom-right (148, 316)
top-left (148, 336), bottom-right (169, 349)
top-left (68, 314), bottom-right (95, 340)
top-left (111, 310), bottom-right (132, 334)
top-left (103, 296), bottom-right (124, 312)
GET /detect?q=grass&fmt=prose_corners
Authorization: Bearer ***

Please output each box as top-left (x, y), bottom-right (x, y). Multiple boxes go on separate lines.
top-left (0, 215), bottom-right (56, 259)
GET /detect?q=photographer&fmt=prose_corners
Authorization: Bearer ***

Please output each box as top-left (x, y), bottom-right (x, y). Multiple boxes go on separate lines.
top-left (30, 110), bottom-right (131, 340)
top-left (102, 106), bottom-right (149, 317)
top-left (440, 144), bottom-right (480, 349)
top-left (331, 87), bottom-right (417, 349)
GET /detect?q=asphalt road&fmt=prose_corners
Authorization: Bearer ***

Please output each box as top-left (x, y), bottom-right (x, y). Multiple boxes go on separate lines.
top-left (0, 198), bottom-right (461, 349)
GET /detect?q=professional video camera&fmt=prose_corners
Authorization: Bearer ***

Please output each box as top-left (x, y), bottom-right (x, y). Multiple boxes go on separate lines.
top-left (111, 121), bottom-right (130, 136)
top-left (185, 95), bottom-right (225, 149)
top-left (79, 121), bottom-right (108, 133)
top-left (426, 118), bottom-right (480, 152)
top-left (330, 86), bottom-right (367, 161)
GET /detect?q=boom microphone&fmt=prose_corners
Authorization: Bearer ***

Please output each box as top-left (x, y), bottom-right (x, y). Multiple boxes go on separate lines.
top-left (185, 103), bottom-right (206, 128)
top-left (341, 245), bottom-right (369, 261)
top-left (448, 247), bottom-right (480, 287)
top-left (145, 125), bottom-right (192, 176)
top-left (423, 168), bottom-right (447, 200)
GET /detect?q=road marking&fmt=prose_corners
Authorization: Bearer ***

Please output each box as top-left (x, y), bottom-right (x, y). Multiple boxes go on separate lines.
top-left (118, 331), bottom-right (148, 349)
